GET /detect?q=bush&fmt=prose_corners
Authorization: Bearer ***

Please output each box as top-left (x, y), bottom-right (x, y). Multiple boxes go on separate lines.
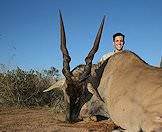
top-left (0, 66), bottom-right (65, 110)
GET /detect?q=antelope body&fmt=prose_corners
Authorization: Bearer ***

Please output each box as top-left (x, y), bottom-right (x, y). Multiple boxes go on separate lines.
top-left (98, 51), bottom-right (162, 131)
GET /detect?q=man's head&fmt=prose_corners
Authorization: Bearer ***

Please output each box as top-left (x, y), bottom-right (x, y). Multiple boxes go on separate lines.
top-left (113, 33), bottom-right (125, 52)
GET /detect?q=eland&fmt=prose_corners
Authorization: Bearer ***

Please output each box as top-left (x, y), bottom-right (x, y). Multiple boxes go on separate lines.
top-left (44, 12), bottom-right (162, 131)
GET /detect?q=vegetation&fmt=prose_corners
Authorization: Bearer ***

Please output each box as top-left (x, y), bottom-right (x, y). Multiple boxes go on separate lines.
top-left (0, 65), bottom-right (65, 112)
top-left (160, 57), bottom-right (162, 68)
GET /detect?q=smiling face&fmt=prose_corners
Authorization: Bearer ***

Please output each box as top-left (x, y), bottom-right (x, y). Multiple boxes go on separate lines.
top-left (113, 36), bottom-right (125, 52)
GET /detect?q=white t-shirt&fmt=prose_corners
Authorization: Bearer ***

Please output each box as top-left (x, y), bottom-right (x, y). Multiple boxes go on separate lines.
top-left (99, 51), bottom-right (115, 62)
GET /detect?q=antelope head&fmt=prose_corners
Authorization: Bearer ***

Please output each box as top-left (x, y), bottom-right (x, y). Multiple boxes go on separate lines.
top-left (45, 11), bottom-right (105, 122)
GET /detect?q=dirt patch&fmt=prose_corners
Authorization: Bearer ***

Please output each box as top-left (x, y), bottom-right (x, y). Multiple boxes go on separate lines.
top-left (0, 107), bottom-right (118, 132)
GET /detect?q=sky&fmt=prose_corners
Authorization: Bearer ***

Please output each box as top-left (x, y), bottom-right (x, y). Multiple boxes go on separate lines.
top-left (0, 0), bottom-right (162, 72)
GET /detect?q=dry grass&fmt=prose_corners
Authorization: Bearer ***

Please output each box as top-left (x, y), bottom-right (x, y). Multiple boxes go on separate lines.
top-left (0, 67), bottom-right (65, 113)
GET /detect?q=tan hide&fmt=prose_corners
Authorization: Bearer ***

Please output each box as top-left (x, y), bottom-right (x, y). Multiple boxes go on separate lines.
top-left (99, 50), bottom-right (162, 132)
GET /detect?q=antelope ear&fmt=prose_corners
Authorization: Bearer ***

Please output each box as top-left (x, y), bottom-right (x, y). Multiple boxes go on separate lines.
top-left (43, 78), bottom-right (66, 92)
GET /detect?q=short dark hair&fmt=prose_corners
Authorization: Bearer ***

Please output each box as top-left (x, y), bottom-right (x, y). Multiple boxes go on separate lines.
top-left (113, 33), bottom-right (125, 41)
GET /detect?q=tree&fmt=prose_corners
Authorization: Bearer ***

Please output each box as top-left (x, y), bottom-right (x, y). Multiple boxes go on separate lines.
top-left (160, 57), bottom-right (162, 68)
top-left (42, 67), bottom-right (60, 79)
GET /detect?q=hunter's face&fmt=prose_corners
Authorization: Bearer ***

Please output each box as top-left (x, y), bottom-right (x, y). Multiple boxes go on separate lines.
top-left (114, 36), bottom-right (124, 51)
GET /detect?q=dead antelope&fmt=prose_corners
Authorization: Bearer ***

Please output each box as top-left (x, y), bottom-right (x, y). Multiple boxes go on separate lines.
top-left (44, 12), bottom-right (162, 131)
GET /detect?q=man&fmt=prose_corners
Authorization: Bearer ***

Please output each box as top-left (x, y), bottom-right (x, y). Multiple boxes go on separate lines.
top-left (100, 32), bottom-right (125, 62)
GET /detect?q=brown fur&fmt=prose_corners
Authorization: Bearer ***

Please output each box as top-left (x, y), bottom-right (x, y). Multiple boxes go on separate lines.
top-left (98, 50), bottom-right (162, 131)
top-left (44, 50), bottom-right (162, 131)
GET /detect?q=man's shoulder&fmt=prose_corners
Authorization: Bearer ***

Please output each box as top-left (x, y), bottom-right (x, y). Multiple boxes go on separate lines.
top-left (100, 51), bottom-right (115, 62)
top-left (104, 52), bottom-right (115, 57)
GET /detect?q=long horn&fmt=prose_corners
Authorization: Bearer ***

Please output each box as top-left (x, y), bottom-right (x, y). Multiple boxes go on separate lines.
top-left (59, 11), bottom-right (73, 81)
top-left (79, 16), bottom-right (106, 82)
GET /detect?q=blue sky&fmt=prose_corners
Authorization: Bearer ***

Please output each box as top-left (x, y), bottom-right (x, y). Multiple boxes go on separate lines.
top-left (1, 0), bottom-right (162, 72)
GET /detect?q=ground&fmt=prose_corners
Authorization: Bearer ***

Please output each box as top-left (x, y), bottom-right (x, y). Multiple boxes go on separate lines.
top-left (0, 107), bottom-right (118, 132)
